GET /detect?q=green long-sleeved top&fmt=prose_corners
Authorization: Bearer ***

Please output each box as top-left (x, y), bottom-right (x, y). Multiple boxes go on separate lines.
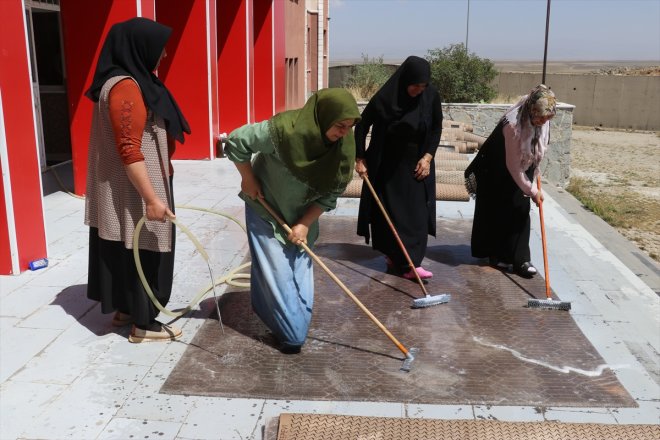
top-left (224, 120), bottom-right (343, 248)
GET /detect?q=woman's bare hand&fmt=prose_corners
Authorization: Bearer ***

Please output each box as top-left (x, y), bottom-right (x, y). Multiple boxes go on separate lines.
top-left (288, 223), bottom-right (309, 246)
top-left (532, 190), bottom-right (544, 207)
top-left (145, 198), bottom-right (175, 222)
top-left (355, 158), bottom-right (368, 176)
top-left (414, 156), bottom-right (432, 180)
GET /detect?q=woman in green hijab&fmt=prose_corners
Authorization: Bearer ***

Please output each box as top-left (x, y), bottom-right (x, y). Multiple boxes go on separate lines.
top-left (224, 88), bottom-right (361, 354)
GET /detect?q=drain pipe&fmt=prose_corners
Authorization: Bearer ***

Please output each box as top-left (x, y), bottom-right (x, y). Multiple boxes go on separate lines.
top-left (317, 0), bottom-right (324, 89)
top-left (304, 8), bottom-right (317, 101)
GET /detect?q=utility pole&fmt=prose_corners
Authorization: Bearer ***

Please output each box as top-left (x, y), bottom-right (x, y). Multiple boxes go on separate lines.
top-left (542, 0), bottom-right (551, 84)
top-left (465, 0), bottom-right (471, 52)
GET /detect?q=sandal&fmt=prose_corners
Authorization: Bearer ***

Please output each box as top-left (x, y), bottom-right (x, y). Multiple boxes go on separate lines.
top-left (128, 323), bottom-right (182, 343)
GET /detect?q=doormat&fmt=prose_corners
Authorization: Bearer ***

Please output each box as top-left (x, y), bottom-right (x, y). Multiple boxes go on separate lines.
top-left (271, 413), bottom-right (659, 440)
top-left (161, 216), bottom-right (635, 407)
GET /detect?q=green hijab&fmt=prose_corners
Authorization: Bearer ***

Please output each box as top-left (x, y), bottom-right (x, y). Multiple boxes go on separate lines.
top-left (268, 88), bottom-right (361, 195)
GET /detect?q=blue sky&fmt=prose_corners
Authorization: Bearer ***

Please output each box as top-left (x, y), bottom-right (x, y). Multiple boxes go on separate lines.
top-left (328, 0), bottom-right (660, 62)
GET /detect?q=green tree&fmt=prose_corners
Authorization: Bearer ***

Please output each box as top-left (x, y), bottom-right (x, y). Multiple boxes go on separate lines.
top-left (342, 54), bottom-right (394, 101)
top-left (426, 43), bottom-right (497, 103)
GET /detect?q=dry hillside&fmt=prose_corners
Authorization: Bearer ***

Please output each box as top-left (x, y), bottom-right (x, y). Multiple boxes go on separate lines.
top-left (568, 126), bottom-right (660, 261)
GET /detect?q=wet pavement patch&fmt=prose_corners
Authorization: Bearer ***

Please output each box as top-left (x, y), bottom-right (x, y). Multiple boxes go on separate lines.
top-left (161, 217), bottom-right (635, 407)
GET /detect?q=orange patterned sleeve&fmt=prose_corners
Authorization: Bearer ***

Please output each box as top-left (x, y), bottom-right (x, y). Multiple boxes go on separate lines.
top-left (108, 79), bottom-right (147, 165)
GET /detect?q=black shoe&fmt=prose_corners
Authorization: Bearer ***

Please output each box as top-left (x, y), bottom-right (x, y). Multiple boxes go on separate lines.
top-left (489, 257), bottom-right (511, 270)
top-left (516, 262), bottom-right (537, 278)
top-left (279, 344), bottom-right (302, 355)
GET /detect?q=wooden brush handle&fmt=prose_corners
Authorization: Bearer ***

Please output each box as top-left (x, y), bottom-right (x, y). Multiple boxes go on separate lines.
top-left (256, 197), bottom-right (411, 358)
top-left (362, 175), bottom-right (429, 296)
top-left (537, 179), bottom-right (552, 299)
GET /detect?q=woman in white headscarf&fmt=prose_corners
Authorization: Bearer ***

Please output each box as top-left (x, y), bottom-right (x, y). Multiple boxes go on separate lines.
top-left (464, 84), bottom-right (557, 277)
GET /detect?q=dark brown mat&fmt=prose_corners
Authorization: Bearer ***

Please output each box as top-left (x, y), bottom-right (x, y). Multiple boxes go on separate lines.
top-left (273, 413), bottom-right (659, 440)
top-left (161, 216), bottom-right (635, 407)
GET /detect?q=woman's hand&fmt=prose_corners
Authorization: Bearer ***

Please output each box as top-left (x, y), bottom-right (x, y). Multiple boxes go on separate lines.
top-left (124, 161), bottom-right (175, 222)
top-left (532, 190), bottom-right (544, 207)
top-left (355, 158), bottom-right (368, 176)
top-left (288, 223), bottom-right (309, 246)
top-left (414, 154), bottom-right (433, 180)
top-left (289, 204), bottom-right (322, 246)
top-left (145, 198), bottom-right (175, 222)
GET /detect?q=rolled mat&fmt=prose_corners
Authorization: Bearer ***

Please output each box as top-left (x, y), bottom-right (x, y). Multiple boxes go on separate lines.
top-left (340, 176), bottom-right (468, 201)
top-left (436, 159), bottom-right (471, 171)
top-left (435, 150), bottom-right (470, 161)
top-left (273, 413), bottom-right (659, 440)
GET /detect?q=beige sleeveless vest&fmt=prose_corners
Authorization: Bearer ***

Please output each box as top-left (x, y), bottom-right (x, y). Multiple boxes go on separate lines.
top-left (84, 75), bottom-right (172, 252)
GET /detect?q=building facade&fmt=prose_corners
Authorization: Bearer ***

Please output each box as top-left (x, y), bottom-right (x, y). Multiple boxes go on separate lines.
top-left (0, 0), bottom-right (329, 275)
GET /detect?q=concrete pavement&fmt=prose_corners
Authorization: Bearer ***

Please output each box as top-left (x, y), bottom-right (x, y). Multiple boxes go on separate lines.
top-left (1, 158), bottom-right (658, 440)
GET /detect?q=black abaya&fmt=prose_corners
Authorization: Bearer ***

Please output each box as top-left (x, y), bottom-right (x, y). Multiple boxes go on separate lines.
top-left (465, 121), bottom-right (534, 267)
top-left (355, 56), bottom-right (442, 273)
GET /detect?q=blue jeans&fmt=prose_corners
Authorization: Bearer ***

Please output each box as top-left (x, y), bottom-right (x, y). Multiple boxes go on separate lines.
top-left (245, 204), bottom-right (313, 348)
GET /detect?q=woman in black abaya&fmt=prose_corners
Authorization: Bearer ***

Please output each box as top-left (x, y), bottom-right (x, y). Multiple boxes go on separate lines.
top-left (355, 56), bottom-right (443, 279)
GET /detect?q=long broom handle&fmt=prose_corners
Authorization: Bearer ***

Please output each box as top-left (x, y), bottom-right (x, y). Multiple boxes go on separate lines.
top-left (362, 175), bottom-right (430, 297)
top-left (536, 178), bottom-right (552, 299)
top-left (256, 197), bottom-right (412, 358)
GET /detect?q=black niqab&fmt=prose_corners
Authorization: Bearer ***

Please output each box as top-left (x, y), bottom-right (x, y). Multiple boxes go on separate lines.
top-left (368, 55), bottom-right (432, 125)
top-left (85, 17), bottom-right (190, 143)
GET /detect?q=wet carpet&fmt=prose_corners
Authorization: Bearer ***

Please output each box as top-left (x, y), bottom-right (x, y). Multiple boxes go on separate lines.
top-left (161, 216), bottom-right (635, 407)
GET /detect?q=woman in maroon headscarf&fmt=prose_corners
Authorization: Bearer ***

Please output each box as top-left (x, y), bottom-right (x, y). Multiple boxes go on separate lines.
top-left (355, 56), bottom-right (443, 279)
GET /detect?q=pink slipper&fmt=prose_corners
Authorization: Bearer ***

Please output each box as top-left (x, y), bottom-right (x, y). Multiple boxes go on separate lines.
top-left (403, 267), bottom-right (433, 280)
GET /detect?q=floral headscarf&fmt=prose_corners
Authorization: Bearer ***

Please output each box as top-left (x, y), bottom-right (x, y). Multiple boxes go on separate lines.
top-left (504, 84), bottom-right (557, 169)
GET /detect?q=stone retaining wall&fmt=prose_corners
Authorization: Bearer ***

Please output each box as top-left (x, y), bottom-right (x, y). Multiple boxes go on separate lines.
top-left (357, 102), bottom-right (575, 188)
top-left (332, 65), bottom-right (657, 130)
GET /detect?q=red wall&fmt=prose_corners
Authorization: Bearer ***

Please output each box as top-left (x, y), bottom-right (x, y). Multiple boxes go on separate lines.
top-left (0, 0), bottom-right (290, 274)
top-left (208, 0), bottom-right (220, 147)
top-left (156, 0), bottom-right (215, 159)
top-left (0, 0), bottom-right (47, 273)
top-left (62, 0), bottom-right (217, 184)
top-left (141, 0), bottom-right (156, 19)
top-left (60, 0), bottom-right (140, 196)
top-left (0, 146), bottom-right (10, 274)
top-left (253, 1), bottom-right (274, 122)
top-left (273, 0), bottom-right (286, 114)
top-left (218, 0), bottom-right (254, 133)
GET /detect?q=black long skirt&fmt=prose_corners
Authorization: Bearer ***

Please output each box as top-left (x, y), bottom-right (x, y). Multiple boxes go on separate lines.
top-left (370, 141), bottom-right (429, 272)
top-left (87, 212), bottom-right (175, 328)
top-left (471, 170), bottom-right (532, 267)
